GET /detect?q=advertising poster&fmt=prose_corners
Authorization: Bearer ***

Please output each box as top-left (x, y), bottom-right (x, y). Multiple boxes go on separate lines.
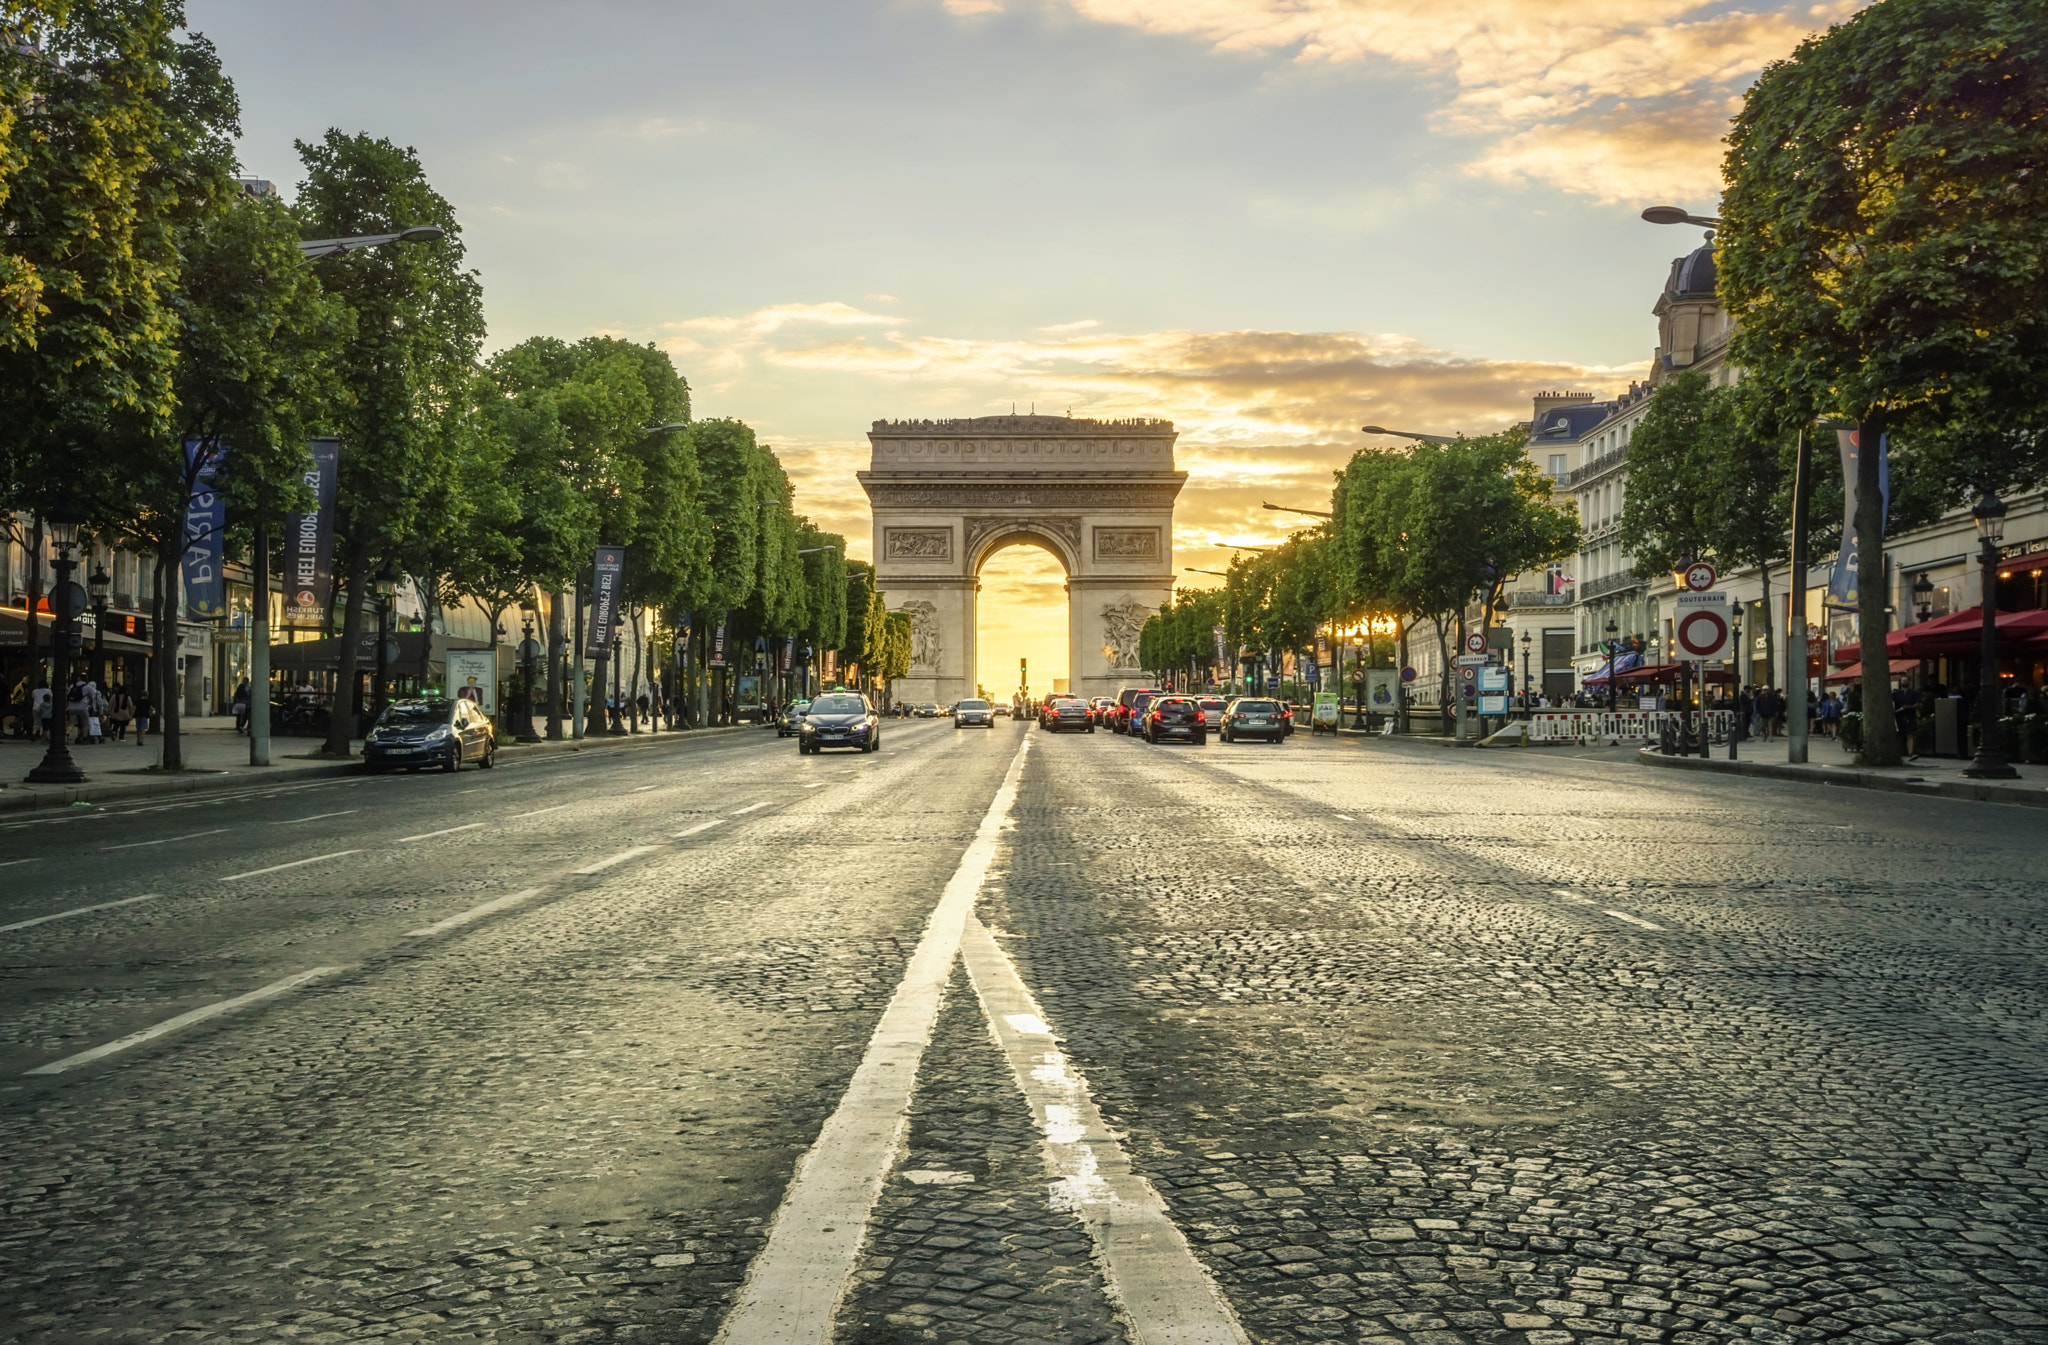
top-left (709, 620), bottom-right (728, 668)
top-left (445, 649), bottom-right (497, 714)
top-left (1313, 693), bottom-right (1340, 729)
top-left (585, 546), bottom-right (625, 657)
top-left (181, 441), bottom-right (227, 620)
top-left (283, 439), bottom-right (339, 629)
top-left (1365, 668), bottom-right (1398, 713)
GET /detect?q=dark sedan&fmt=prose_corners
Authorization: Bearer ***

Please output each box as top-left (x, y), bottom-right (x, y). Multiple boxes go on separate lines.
top-left (1141, 695), bottom-right (1208, 745)
top-left (1218, 696), bottom-right (1287, 743)
top-left (799, 692), bottom-right (882, 754)
top-left (1040, 697), bottom-right (1092, 733)
top-left (363, 697), bottom-right (497, 772)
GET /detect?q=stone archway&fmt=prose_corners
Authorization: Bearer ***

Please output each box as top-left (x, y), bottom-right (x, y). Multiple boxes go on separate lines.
top-left (860, 415), bottom-right (1185, 705)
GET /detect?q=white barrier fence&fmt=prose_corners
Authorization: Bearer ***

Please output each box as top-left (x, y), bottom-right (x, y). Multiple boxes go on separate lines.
top-left (1528, 709), bottom-right (1734, 743)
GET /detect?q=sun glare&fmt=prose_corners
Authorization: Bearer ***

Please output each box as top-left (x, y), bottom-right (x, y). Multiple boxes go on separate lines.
top-left (976, 543), bottom-right (1069, 699)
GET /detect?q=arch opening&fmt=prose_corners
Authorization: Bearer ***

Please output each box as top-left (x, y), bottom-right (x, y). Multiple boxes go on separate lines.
top-left (975, 539), bottom-right (1069, 702)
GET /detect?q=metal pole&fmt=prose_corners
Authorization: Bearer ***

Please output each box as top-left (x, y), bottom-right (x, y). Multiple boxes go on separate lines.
top-left (571, 579), bottom-right (586, 739)
top-left (250, 522), bottom-right (271, 766)
top-left (1965, 537), bottom-right (2016, 778)
top-left (27, 542), bottom-right (83, 783)
top-left (1786, 428), bottom-right (1812, 763)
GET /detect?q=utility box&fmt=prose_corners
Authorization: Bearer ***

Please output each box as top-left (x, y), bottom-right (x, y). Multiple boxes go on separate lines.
top-left (1935, 696), bottom-right (1961, 757)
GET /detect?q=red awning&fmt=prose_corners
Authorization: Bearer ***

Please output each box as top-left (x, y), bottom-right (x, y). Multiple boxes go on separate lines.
top-left (1897, 607), bottom-right (2048, 660)
top-left (1613, 661), bottom-right (1734, 686)
top-left (1825, 657), bottom-right (1920, 685)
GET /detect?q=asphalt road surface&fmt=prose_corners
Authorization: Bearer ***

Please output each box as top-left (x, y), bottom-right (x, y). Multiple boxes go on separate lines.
top-left (0, 720), bottom-right (2041, 1344)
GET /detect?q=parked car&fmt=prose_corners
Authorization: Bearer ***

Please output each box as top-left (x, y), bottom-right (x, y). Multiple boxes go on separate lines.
top-left (1111, 687), bottom-right (1160, 734)
top-left (954, 697), bottom-right (995, 728)
top-left (1040, 697), bottom-right (1092, 733)
top-left (1218, 696), bottom-right (1287, 743)
top-left (1142, 695), bottom-right (1208, 745)
top-left (777, 699), bottom-right (812, 737)
top-left (364, 697), bottom-right (496, 772)
top-left (800, 692), bottom-right (882, 753)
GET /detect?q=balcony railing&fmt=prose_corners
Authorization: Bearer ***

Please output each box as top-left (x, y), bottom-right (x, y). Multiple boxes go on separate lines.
top-left (1502, 587), bottom-right (1573, 609)
top-left (1578, 572), bottom-right (1646, 600)
top-left (1566, 450), bottom-right (1627, 489)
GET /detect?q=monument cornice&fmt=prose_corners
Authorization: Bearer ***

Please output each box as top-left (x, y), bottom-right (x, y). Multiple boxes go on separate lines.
top-left (860, 475), bottom-right (1186, 509)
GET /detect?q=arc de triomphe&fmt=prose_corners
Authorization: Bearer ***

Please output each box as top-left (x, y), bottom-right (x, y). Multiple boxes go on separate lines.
top-left (859, 415), bottom-right (1185, 705)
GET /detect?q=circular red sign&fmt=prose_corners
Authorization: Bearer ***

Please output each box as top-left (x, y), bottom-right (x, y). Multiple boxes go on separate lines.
top-left (1683, 561), bottom-right (1717, 592)
top-left (1676, 608), bottom-right (1729, 657)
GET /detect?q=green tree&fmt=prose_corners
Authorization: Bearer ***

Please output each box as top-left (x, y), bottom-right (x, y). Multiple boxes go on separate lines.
top-left (296, 130), bottom-right (485, 756)
top-left (1720, 0), bottom-right (2048, 764)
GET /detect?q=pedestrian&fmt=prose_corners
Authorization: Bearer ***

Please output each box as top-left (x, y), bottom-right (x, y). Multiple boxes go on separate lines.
top-left (107, 684), bottom-right (134, 741)
top-left (134, 689), bottom-right (153, 743)
top-left (67, 676), bottom-right (89, 743)
top-left (231, 678), bottom-right (250, 735)
top-left (85, 679), bottom-right (105, 743)
top-left (30, 681), bottom-right (50, 741)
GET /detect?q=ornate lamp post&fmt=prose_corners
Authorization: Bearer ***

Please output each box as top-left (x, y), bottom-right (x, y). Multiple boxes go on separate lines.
top-left (1965, 493), bottom-right (2017, 779)
top-left (609, 610), bottom-right (627, 734)
top-left (1520, 630), bottom-right (1533, 719)
top-left (27, 506), bottom-right (86, 783)
top-left (1913, 571), bottom-right (1935, 623)
top-left (1603, 618), bottom-right (1620, 712)
top-left (371, 571), bottom-right (396, 725)
top-left (88, 563), bottom-right (110, 688)
top-left (516, 599), bottom-right (543, 743)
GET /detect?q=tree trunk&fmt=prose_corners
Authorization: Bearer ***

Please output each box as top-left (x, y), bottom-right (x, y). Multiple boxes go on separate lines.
top-left (546, 589), bottom-right (564, 739)
top-left (1434, 613), bottom-right (1453, 731)
top-left (23, 519), bottom-right (42, 687)
top-left (323, 535), bottom-right (370, 757)
top-left (1756, 561), bottom-right (1775, 693)
top-left (1854, 414), bottom-right (1901, 765)
top-left (154, 542), bottom-right (183, 771)
top-left (629, 608), bottom-right (644, 731)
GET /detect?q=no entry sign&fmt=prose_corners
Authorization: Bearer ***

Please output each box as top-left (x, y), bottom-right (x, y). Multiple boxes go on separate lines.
top-left (1674, 592), bottom-right (1730, 660)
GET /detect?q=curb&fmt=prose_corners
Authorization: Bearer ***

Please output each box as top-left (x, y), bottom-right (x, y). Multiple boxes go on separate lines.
top-left (1635, 744), bottom-right (2048, 810)
top-left (0, 722), bottom-right (758, 815)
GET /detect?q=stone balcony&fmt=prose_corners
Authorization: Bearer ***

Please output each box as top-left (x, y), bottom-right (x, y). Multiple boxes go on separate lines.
top-left (1502, 587), bottom-right (1573, 609)
top-left (1579, 572), bottom-right (1647, 600)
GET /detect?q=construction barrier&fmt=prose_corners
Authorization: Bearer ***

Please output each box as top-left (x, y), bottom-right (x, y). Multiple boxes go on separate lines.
top-left (1528, 709), bottom-right (1733, 743)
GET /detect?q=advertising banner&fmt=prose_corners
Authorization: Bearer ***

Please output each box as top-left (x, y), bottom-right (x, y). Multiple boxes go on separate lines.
top-left (181, 440), bottom-right (227, 620)
top-left (585, 546), bottom-right (625, 657)
top-left (823, 649), bottom-right (837, 682)
top-left (445, 648), bottom-right (497, 714)
top-left (709, 619), bottom-right (728, 668)
top-left (283, 439), bottom-right (339, 629)
top-left (1365, 668), bottom-right (1398, 713)
top-left (1828, 429), bottom-right (1890, 608)
top-left (1214, 626), bottom-right (1230, 671)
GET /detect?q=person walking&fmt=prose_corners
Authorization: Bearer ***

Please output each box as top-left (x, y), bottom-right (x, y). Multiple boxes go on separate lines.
top-left (133, 689), bottom-right (153, 744)
top-left (231, 679), bottom-right (250, 735)
top-left (66, 676), bottom-right (89, 744)
top-left (107, 684), bottom-right (134, 741)
top-left (30, 681), bottom-right (49, 741)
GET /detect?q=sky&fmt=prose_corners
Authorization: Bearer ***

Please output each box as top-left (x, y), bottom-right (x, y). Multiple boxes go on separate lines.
top-left (187, 0), bottom-right (1858, 689)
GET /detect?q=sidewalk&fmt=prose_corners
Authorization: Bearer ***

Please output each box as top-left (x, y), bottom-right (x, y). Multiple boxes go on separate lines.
top-left (0, 715), bottom-right (757, 813)
top-left (1636, 732), bottom-right (2048, 809)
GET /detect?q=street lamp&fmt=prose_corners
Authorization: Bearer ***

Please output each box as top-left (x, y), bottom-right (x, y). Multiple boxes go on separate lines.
top-left (87, 562), bottom-right (109, 689)
top-left (1360, 425), bottom-right (1458, 444)
top-left (27, 505), bottom-right (86, 782)
top-left (1520, 630), bottom-right (1533, 719)
top-left (296, 225), bottom-right (445, 259)
top-left (609, 610), bottom-right (627, 734)
top-left (1184, 567), bottom-right (1229, 577)
top-left (1913, 571), bottom-right (1935, 623)
top-left (1261, 502), bottom-right (1333, 519)
top-left (516, 599), bottom-right (543, 743)
top-left (1965, 492), bottom-right (2017, 779)
top-left (1640, 206), bottom-right (1722, 228)
top-left (1603, 618), bottom-right (1619, 712)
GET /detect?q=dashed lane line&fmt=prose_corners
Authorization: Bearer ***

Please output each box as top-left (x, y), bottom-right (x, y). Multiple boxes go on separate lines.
top-left (572, 845), bottom-right (659, 875)
top-left (222, 849), bottom-right (361, 883)
top-left (730, 801), bottom-right (770, 815)
top-left (1550, 888), bottom-right (1598, 906)
top-left (714, 731), bottom-right (1032, 1344)
top-left (0, 856), bottom-right (41, 867)
top-left (101, 828), bottom-right (229, 851)
top-left (1604, 909), bottom-right (1665, 930)
top-left (395, 822), bottom-right (487, 843)
top-left (962, 911), bottom-right (1250, 1344)
top-left (405, 888), bottom-right (544, 937)
top-left (1334, 813), bottom-right (1356, 821)
top-left (511, 804), bottom-right (570, 819)
top-left (24, 966), bottom-right (344, 1075)
top-left (276, 810), bottom-right (357, 824)
top-left (673, 820), bottom-right (723, 839)
top-left (1, 892), bottom-right (161, 933)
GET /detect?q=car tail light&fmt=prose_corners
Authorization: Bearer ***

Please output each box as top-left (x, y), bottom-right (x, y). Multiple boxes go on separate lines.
top-left (1194, 711), bottom-right (1205, 724)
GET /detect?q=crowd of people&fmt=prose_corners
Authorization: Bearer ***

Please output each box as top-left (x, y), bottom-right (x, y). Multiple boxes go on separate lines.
top-left (4, 676), bottom-right (152, 744)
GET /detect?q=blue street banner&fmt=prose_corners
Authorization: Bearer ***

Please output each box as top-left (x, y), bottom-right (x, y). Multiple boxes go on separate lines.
top-left (709, 619), bottom-right (728, 668)
top-left (181, 440), bottom-right (227, 620)
top-left (283, 439), bottom-right (339, 629)
top-left (585, 546), bottom-right (625, 657)
top-left (1828, 429), bottom-right (1890, 608)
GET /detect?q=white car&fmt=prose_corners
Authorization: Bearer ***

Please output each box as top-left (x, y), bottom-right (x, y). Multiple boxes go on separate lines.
top-left (954, 697), bottom-right (995, 728)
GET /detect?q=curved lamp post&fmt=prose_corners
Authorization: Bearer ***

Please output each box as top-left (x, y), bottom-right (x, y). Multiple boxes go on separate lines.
top-left (1965, 493), bottom-right (2017, 779)
top-left (27, 505), bottom-right (86, 782)
top-left (1520, 630), bottom-right (1533, 719)
top-left (516, 599), bottom-right (544, 743)
top-left (1603, 618), bottom-right (1620, 713)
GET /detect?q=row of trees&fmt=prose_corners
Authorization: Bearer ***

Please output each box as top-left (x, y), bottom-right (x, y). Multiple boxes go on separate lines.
top-left (0, 3), bottom-right (894, 768)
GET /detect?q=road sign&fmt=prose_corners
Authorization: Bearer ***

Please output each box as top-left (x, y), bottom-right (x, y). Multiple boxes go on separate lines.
top-left (1479, 693), bottom-right (1508, 714)
top-left (1400, 666), bottom-right (1416, 682)
top-left (1682, 561), bottom-right (1717, 592)
top-left (1464, 632), bottom-right (1487, 654)
top-left (1459, 665), bottom-right (1478, 682)
top-left (1478, 666), bottom-right (1508, 692)
top-left (1456, 654), bottom-right (1488, 669)
top-left (1674, 591), bottom-right (1731, 660)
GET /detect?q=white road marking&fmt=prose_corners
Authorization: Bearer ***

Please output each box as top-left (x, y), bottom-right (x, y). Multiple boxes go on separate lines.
top-left (715, 732), bottom-right (1032, 1344)
top-left (511, 804), bottom-right (570, 819)
top-left (101, 828), bottom-right (229, 851)
top-left (573, 845), bottom-right (658, 875)
top-left (1550, 888), bottom-right (1597, 906)
top-left (222, 849), bottom-right (361, 882)
top-left (962, 913), bottom-right (1249, 1344)
top-left (730, 802), bottom-right (770, 815)
top-left (1333, 814), bottom-right (1356, 821)
top-left (674, 821), bottom-right (722, 838)
top-left (0, 893), bottom-right (161, 933)
top-left (632, 784), bottom-right (660, 792)
top-left (405, 888), bottom-right (543, 937)
top-left (24, 966), bottom-right (343, 1075)
top-left (802, 783), bottom-right (825, 789)
top-left (276, 810), bottom-right (357, 825)
top-left (1604, 909), bottom-right (1665, 930)
top-left (395, 822), bottom-right (486, 843)
top-left (0, 857), bottom-right (41, 867)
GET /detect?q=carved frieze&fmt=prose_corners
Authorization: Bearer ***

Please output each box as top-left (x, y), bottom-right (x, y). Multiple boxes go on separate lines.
top-left (963, 516), bottom-right (1082, 563)
top-left (1093, 527), bottom-right (1160, 560)
top-left (884, 527), bottom-right (953, 561)
top-left (863, 482), bottom-right (1184, 510)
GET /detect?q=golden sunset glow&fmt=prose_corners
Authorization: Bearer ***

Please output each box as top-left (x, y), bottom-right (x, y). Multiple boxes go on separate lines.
top-left (976, 544), bottom-right (1071, 698)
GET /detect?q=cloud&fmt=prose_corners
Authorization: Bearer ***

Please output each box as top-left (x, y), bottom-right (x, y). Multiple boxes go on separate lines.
top-left (668, 301), bottom-right (898, 338)
top-left (1022, 0), bottom-right (1863, 201)
top-left (944, 0), bottom-right (1006, 12)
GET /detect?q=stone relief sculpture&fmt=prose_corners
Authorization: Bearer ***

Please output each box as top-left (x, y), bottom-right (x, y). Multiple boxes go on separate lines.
top-left (1093, 527), bottom-right (1159, 560)
top-left (901, 599), bottom-right (942, 669)
top-left (1099, 601), bottom-right (1152, 671)
top-left (885, 527), bottom-right (952, 560)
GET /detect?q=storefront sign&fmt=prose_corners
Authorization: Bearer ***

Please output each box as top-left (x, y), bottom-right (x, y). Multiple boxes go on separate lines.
top-left (181, 441), bottom-right (227, 620)
top-left (585, 546), bottom-right (625, 657)
top-left (283, 439), bottom-right (339, 630)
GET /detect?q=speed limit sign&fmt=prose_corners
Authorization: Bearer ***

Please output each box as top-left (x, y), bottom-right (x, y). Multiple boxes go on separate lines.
top-left (1674, 593), bottom-right (1731, 660)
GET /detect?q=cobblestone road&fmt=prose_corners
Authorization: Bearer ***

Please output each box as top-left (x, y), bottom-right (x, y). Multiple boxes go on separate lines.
top-left (0, 722), bottom-right (2040, 1343)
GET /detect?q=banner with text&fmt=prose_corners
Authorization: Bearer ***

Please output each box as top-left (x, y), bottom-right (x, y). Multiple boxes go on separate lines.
top-left (585, 546), bottom-right (625, 657)
top-left (181, 440), bottom-right (227, 620)
top-left (709, 619), bottom-right (728, 668)
top-left (282, 439), bottom-right (339, 629)
top-left (1828, 429), bottom-right (1890, 608)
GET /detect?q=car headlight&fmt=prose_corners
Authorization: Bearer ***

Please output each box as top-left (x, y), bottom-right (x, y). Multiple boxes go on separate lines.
top-left (800, 722), bottom-right (817, 734)
top-left (427, 726), bottom-right (452, 741)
